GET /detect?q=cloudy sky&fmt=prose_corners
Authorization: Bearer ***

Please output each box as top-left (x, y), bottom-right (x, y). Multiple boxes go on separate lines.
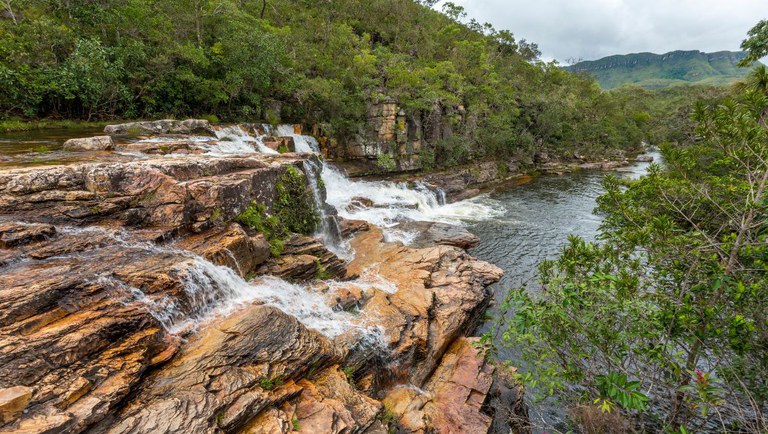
top-left (437, 0), bottom-right (766, 63)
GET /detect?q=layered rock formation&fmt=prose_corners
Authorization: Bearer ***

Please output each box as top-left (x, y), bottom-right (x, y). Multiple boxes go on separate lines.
top-left (0, 143), bottom-right (521, 433)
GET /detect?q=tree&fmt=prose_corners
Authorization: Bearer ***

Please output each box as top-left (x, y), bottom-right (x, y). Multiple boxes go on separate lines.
top-left (739, 19), bottom-right (768, 66)
top-left (496, 86), bottom-right (768, 432)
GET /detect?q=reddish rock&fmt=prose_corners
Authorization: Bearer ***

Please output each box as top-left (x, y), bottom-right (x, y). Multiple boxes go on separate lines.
top-left (263, 137), bottom-right (296, 153)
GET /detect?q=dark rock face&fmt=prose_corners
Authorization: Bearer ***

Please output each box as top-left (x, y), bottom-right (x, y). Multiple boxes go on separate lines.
top-left (104, 119), bottom-right (216, 136)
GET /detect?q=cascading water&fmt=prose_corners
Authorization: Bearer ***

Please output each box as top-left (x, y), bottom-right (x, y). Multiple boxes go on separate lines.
top-left (66, 226), bottom-right (371, 339)
top-left (276, 124), bottom-right (321, 153)
top-left (302, 159), bottom-right (353, 260)
top-left (319, 163), bottom-right (504, 242)
top-left (210, 125), bottom-right (278, 155)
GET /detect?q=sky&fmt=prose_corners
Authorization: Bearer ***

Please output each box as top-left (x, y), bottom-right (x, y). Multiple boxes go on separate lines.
top-left (436, 0), bottom-right (766, 63)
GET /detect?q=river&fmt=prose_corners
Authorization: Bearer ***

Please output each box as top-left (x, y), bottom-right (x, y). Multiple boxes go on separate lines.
top-left (467, 157), bottom-right (658, 432)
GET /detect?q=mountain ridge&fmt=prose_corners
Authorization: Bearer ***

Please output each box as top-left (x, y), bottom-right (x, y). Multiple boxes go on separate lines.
top-left (568, 49), bottom-right (757, 89)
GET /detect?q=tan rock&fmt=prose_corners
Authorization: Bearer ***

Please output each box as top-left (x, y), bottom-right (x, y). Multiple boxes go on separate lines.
top-left (0, 386), bottom-right (32, 424)
top-left (104, 119), bottom-right (216, 136)
top-left (63, 136), bottom-right (114, 151)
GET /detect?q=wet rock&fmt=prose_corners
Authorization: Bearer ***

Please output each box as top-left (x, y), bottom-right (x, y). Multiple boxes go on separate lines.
top-left (340, 227), bottom-right (503, 389)
top-left (487, 367), bottom-right (531, 434)
top-left (0, 154), bottom-right (313, 230)
top-left (338, 218), bottom-right (370, 237)
top-left (104, 119), bottom-right (216, 136)
top-left (63, 136), bottom-right (114, 152)
top-left (257, 235), bottom-right (346, 280)
top-left (177, 223), bottom-right (271, 278)
top-left (401, 221), bottom-right (480, 249)
top-left (103, 305), bottom-right (345, 434)
top-left (0, 222), bottom-right (55, 248)
top-left (263, 137), bottom-right (295, 153)
top-left (346, 196), bottom-right (374, 211)
top-left (0, 386), bottom-right (32, 424)
top-left (636, 154), bottom-right (654, 162)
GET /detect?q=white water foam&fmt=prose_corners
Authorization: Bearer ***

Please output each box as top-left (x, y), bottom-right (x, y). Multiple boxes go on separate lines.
top-left (302, 159), bottom-right (353, 260)
top-left (320, 164), bottom-right (505, 236)
top-left (173, 259), bottom-right (363, 338)
top-left (277, 124), bottom-right (321, 153)
top-left (209, 125), bottom-right (278, 155)
top-left (61, 225), bottom-right (370, 339)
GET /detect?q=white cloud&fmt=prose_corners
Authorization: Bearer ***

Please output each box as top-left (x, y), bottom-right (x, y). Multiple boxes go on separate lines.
top-left (437, 0), bottom-right (766, 62)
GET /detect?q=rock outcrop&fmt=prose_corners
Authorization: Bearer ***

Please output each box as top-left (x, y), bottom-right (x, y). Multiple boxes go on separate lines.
top-left (104, 119), bottom-right (216, 136)
top-left (0, 146), bottom-right (517, 433)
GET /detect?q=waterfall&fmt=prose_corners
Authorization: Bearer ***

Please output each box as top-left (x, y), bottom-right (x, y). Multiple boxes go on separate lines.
top-left (302, 159), bottom-right (352, 260)
top-left (319, 163), bottom-right (504, 242)
top-left (276, 124), bottom-right (321, 153)
top-left (69, 226), bottom-right (368, 339)
top-left (210, 125), bottom-right (278, 155)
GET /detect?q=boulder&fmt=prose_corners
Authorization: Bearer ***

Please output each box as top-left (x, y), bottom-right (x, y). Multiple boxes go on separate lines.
top-left (176, 223), bottom-right (271, 277)
top-left (338, 218), bottom-right (370, 237)
top-left (63, 136), bottom-right (114, 152)
top-left (339, 226), bottom-right (503, 388)
top-left (636, 154), bottom-right (654, 162)
top-left (400, 221), bottom-right (480, 249)
top-left (102, 305), bottom-right (347, 433)
top-left (0, 222), bottom-right (55, 248)
top-left (104, 119), bottom-right (216, 136)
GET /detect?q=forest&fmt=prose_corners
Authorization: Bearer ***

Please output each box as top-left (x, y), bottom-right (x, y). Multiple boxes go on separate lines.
top-left (0, 0), bottom-right (725, 167)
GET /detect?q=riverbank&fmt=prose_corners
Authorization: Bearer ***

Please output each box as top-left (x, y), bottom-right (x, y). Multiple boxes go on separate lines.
top-left (0, 119), bottom-right (112, 133)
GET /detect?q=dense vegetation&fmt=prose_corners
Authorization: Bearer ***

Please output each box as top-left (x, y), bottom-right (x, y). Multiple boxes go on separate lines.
top-left (494, 32), bottom-right (768, 433)
top-left (568, 50), bottom-right (758, 90)
top-left (0, 0), bottom-right (702, 167)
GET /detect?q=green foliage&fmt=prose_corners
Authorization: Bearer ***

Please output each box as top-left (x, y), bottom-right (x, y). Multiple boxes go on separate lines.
top-left (237, 166), bottom-right (318, 257)
top-left (259, 375), bottom-right (284, 391)
top-left (0, 0), bottom-right (680, 166)
top-left (498, 84), bottom-right (768, 431)
top-left (274, 165), bottom-right (319, 235)
top-left (341, 366), bottom-right (355, 382)
top-left (594, 372), bottom-right (650, 413)
top-left (315, 260), bottom-right (331, 280)
top-left (376, 153), bottom-right (396, 171)
top-left (291, 414), bottom-right (299, 431)
top-left (569, 50), bottom-right (759, 90)
top-left (739, 20), bottom-right (768, 66)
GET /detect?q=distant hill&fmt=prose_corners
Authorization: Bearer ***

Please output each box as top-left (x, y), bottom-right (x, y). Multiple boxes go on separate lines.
top-left (568, 50), bottom-right (758, 90)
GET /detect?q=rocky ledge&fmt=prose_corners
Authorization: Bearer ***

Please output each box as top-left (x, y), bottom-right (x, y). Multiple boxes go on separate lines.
top-left (0, 152), bottom-right (522, 433)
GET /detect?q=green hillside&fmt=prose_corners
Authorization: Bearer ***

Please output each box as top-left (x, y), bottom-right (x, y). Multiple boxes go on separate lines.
top-left (568, 50), bottom-right (757, 89)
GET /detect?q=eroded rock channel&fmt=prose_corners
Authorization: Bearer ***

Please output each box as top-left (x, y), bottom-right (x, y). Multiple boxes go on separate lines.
top-left (0, 122), bottom-right (526, 433)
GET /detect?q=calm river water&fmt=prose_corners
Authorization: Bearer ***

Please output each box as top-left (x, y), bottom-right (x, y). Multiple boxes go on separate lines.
top-left (467, 157), bottom-right (658, 432)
